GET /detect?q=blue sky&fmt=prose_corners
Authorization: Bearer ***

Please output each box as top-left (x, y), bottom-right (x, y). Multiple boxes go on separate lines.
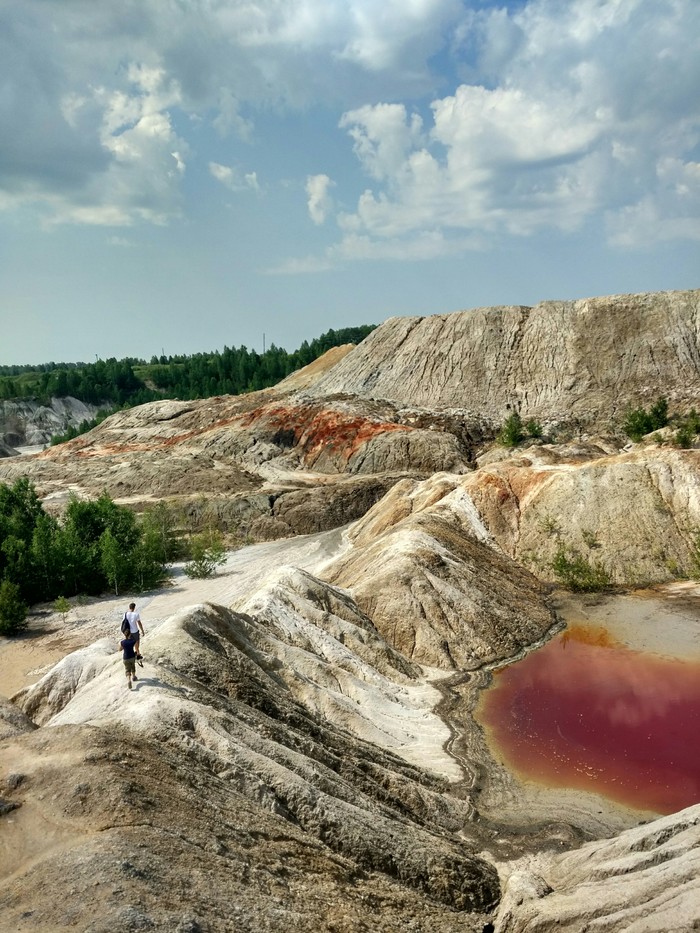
top-left (1, 0), bottom-right (698, 365)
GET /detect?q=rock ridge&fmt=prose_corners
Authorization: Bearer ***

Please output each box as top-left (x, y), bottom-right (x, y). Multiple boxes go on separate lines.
top-left (306, 289), bottom-right (700, 427)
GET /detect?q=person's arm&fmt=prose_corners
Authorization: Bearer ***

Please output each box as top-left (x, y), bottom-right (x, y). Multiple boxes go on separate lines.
top-left (138, 616), bottom-right (145, 636)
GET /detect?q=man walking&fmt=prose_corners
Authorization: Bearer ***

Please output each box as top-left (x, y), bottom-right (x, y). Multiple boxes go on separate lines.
top-left (124, 602), bottom-right (145, 661)
top-left (120, 629), bottom-right (138, 689)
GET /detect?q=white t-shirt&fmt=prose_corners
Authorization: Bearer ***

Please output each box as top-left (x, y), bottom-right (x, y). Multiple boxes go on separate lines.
top-left (126, 610), bottom-right (141, 634)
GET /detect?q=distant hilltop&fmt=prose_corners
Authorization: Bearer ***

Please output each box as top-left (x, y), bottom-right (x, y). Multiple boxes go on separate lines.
top-left (306, 289), bottom-right (700, 428)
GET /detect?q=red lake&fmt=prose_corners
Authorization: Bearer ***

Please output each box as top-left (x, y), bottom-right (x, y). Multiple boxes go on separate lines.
top-left (475, 624), bottom-right (700, 814)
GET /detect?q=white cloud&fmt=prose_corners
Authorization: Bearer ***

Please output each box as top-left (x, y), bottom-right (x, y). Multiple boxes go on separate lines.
top-left (0, 0), bottom-right (461, 227)
top-left (339, 104), bottom-right (424, 181)
top-left (209, 162), bottom-right (260, 192)
top-left (333, 0), bottom-right (700, 253)
top-left (213, 89), bottom-right (254, 141)
top-left (336, 0), bottom-right (461, 71)
top-left (306, 174), bottom-right (335, 224)
top-left (606, 157), bottom-right (700, 246)
top-left (266, 254), bottom-right (335, 275)
top-left (331, 230), bottom-right (482, 262)
top-left (1, 0), bottom-right (698, 253)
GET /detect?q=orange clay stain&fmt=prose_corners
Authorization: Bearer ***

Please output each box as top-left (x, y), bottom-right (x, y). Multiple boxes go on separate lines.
top-left (299, 411), bottom-right (408, 466)
top-left (43, 402), bottom-right (410, 465)
top-left (475, 624), bottom-right (700, 815)
top-left (241, 404), bottom-right (411, 467)
top-left (475, 473), bottom-right (512, 505)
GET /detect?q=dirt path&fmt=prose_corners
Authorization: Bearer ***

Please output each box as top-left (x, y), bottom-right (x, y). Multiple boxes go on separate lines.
top-left (0, 527), bottom-right (348, 699)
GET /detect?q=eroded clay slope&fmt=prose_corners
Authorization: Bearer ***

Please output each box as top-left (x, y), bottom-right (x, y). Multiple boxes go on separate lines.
top-left (493, 806), bottom-right (700, 932)
top-left (3, 598), bottom-right (500, 931)
top-left (306, 289), bottom-right (700, 427)
top-left (321, 500), bottom-right (554, 670)
top-left (0, 379), bottom-right (476, 539)
top-left (335, 445), bottom-right (700, 588)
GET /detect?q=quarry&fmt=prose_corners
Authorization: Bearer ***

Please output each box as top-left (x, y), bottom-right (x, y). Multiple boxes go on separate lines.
top-left (1, 288), bottom-right (699, 932)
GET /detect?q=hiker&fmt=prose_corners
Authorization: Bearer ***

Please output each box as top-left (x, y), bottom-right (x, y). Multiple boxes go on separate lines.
top-left (120, 629), bottom-right (138, 689)
top-left (123, 602), bottom-right (145, 660)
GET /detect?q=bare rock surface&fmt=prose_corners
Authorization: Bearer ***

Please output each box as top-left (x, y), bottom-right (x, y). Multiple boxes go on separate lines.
top-left (0, 396), bottom-right (99, 448)
top-left (0, 696), bottom-right (36, 740)
top-left (493, 805), bottom-right (700, 932)
top-left (0, 366), bottom-right (475, 540)
top-left (306, 289), bottom-right (700, 426)
top-left (3, 598), bottom-right (501, 931)
top-left (323, 503), bottom-right (555, 670)
top-left (463, 445), bottom-right (700, 586)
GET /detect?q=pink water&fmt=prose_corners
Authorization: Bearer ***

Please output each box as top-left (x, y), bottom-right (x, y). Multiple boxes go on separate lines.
top-left (476, 625), bottom-right (700, 814)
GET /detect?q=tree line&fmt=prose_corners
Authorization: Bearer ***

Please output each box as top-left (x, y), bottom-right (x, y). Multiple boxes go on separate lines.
top-left (0, 478), bottom-right (170, 634)
top-left (0, 326), bottom-right (375, 405)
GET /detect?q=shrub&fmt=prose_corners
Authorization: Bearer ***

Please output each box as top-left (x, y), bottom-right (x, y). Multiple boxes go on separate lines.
top-left (623, 397), bottom-right (669, 441)
top-left (551, 546), bottom-right (611, 592)
top-left (672, 409), bottom-right (699, 449)
top-left (498, 412), bottom-right (524, 447)
top-left (675, 425), bottom-right (695, 449)
top-left (0, 580), bottom-right (28, 635)
top-left (581, 529), bottom-right (600, 549)
top-left (183, 531), bottom-right (227, 579)
top-left (539, 516), bottom-right (560, 536)
top-left (53, 595), bottom-right (71, 622)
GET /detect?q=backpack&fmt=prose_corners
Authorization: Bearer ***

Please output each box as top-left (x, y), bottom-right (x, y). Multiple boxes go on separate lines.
top-left (121, 614), bottom-right (131, 636)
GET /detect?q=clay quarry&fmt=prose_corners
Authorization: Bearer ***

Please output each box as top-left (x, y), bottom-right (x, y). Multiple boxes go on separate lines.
top-left (1, 288), bottom-right (700, 932)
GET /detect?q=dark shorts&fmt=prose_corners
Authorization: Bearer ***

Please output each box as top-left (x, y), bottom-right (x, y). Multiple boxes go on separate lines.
top-left (123, 658), bottom-right (136, 674)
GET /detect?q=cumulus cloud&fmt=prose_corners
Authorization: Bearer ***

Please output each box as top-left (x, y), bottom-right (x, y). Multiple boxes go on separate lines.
top-left (0, 0), bottom-right (461, 228)
top-left (339, 103), bottom-right (425, 181)
top-left (306, 174), bottom-right (335, 224)
top-left (334, 0), bottom-right (700, 253)
top-left (49, 67), bottom-right (188, 227)
top-left (1, 0), bottom-right (698, 252)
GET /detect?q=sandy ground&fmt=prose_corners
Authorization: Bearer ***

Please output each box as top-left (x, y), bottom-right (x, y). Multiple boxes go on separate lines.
top-left (552, 581), bottom-right (700, 660)
top-left (0, 528), bottom-right (348, 699)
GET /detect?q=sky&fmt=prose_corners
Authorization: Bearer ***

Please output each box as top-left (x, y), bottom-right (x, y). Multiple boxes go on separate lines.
top-left (1, 0), bottom-right (698, 366)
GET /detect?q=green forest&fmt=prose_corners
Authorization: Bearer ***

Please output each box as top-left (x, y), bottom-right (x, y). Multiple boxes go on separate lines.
top-left (0, 478), bottom-right (171, 634)
top-left (0, 325), bottom-right (375, 405)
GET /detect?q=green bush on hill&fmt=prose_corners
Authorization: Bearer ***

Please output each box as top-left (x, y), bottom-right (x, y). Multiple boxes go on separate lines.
top-left (551, 545), bottom-right (611, 592)
top-left (0, 478), bottom-right (169, 628)
top-left (497, 412), bottom-right (544, 448)
top-left (623, 397), bottom-right (668, 441)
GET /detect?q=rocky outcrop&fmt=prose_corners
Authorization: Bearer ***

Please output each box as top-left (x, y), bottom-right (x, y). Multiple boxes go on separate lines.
top-left (323, 503), bottom-right (555, 670)
top-left (0, 696), bottom-right (36, 740)
top-left (493, 805), bottom-right (700, 932)
top-left (0, 396), bottom-right (100, 448)
top-left (306, 289), bottom-right (700, 428)
top-left (333, 446), bottom-right (700, 589)
top-left (0, 380), bottom-right (475, 539)
top-left (463, 445), bottom-right (700, 586)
